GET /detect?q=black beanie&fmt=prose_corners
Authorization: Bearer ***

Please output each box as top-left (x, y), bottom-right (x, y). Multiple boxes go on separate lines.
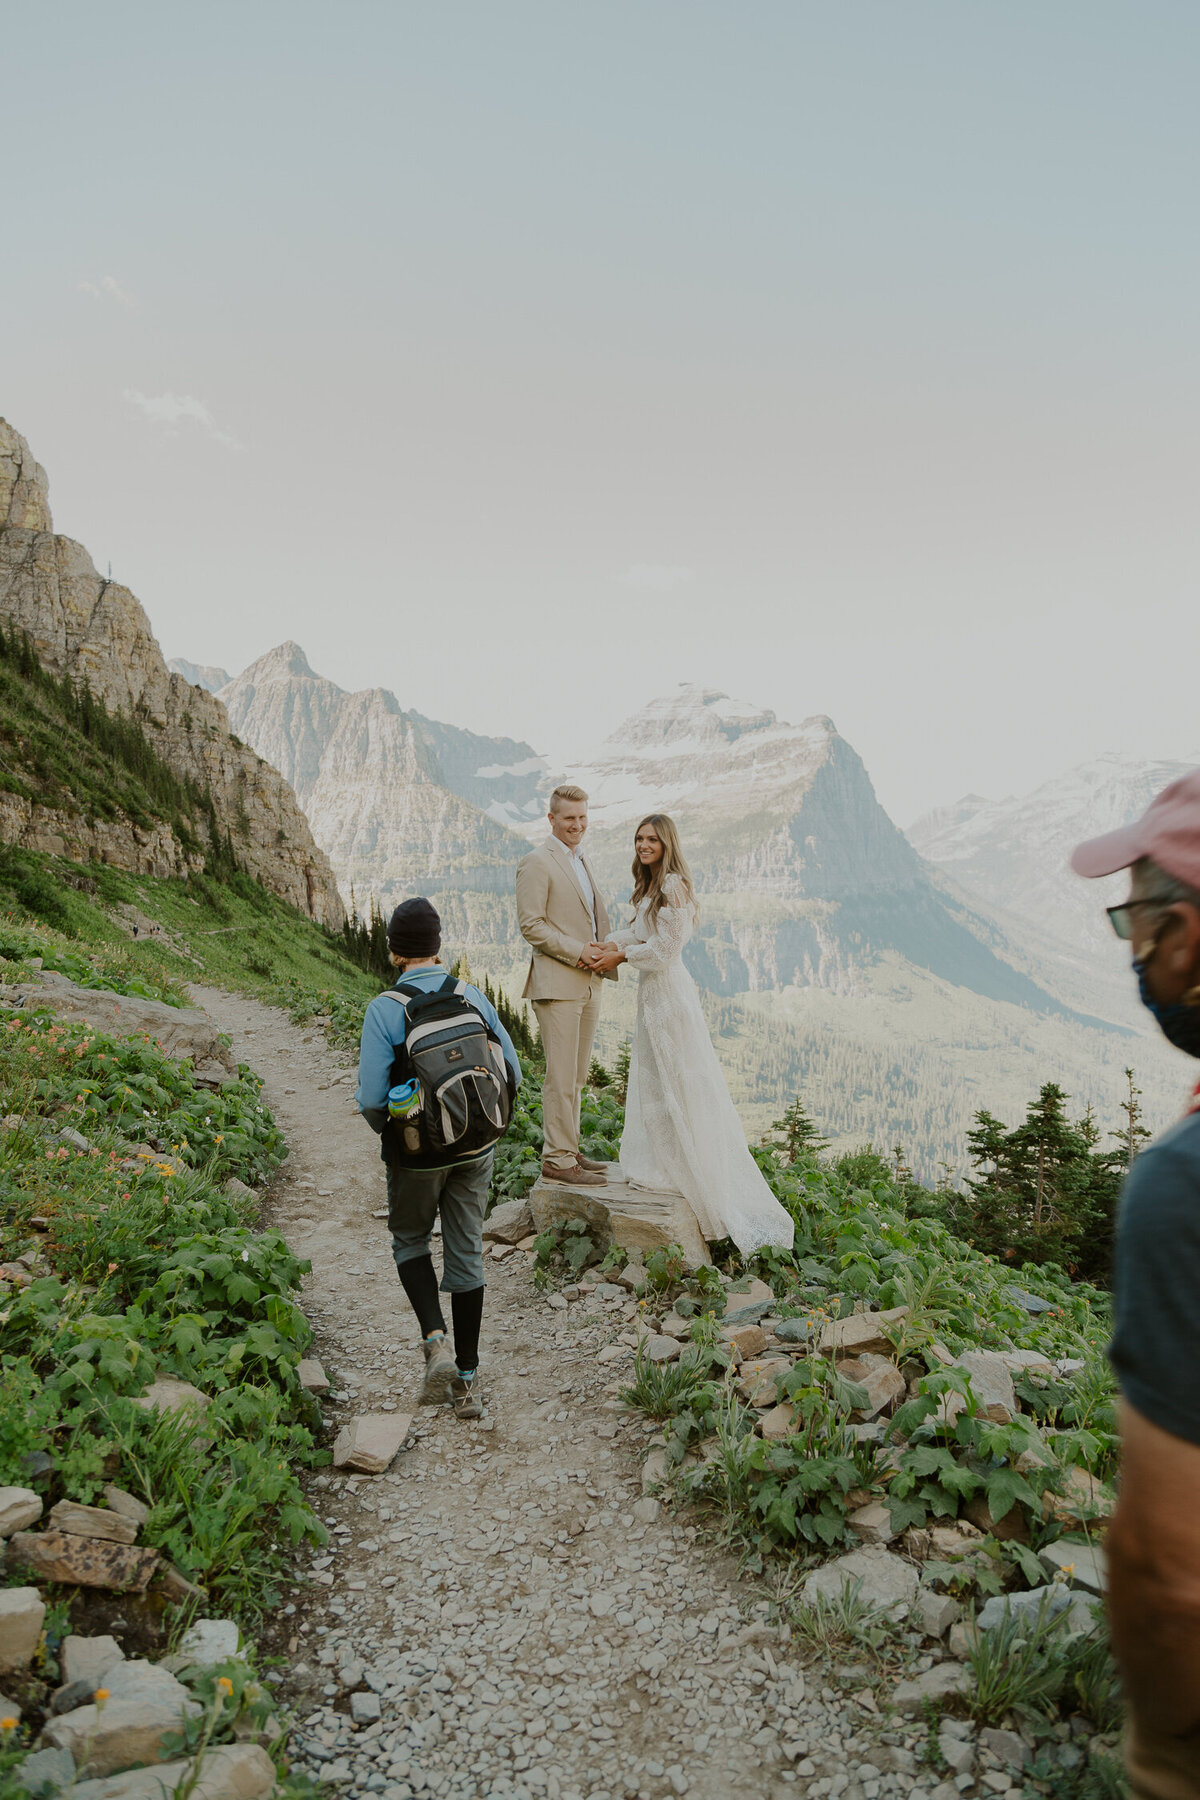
top-left (387, 897), bottom-right (442, 958)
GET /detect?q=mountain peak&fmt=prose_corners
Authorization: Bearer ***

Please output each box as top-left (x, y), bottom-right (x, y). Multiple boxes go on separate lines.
top-left (0, 418), bottom-right (52, 533)
top-left (239, 641), bottom-right (318, 683)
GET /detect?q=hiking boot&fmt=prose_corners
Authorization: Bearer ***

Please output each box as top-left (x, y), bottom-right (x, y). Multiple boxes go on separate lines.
top-left (418, 1333), bottom-right (457, 1405)
top-left (576, 1155), bottom-right (612, 1177)
top-left (541, 1160), bottom-right (604, 1186)
top-left (451, 1376), bottom-right (483, 1421)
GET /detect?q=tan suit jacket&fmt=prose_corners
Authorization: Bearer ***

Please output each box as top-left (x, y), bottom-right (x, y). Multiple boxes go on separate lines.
top-left (516, 837), bottom-right (617, 1001)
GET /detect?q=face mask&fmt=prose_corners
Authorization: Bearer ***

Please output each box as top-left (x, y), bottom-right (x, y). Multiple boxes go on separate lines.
top-left (1135, 953), bottom-right (1200, 1057)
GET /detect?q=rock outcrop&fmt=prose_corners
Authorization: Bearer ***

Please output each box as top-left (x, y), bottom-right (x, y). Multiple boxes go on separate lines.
top-left (0, 420), bottom-right (343, 927)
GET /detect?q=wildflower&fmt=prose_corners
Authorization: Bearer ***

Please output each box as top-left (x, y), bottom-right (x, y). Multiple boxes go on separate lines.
top-left (94, 1688), bottom-right (110, 1706)
top-left (216, 1676), bottom-right (234, 1696)
top-left (0, 1715), bottom-right (17, 1731)
top-left (107, 1262), bottom-right (118, 1274)
top-left (241, 1249), bottom-right (250, 1262)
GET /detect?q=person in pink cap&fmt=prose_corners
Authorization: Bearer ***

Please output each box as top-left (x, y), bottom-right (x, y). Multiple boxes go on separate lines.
top-left (1072, 773), bottom-right (1200, 1799)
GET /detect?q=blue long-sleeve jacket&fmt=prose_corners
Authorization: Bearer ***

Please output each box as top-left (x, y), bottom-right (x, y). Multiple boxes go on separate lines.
top-left (356, 967), bottom-right (522, 1139)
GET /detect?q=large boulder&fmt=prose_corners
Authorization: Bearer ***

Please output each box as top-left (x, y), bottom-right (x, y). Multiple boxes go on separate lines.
top-left (0, 1489), bottom-right (42, 1537)
top-left (15, 974), bottom-right (235, 1071)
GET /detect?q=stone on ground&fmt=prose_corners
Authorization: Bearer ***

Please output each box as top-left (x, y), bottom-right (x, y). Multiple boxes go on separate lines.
top-left (16, 975), bottom-right (235, 1071)
top-left (0, 1488), bottom-right (41, 1537)
top-left (1039, 1538), bottom-right (1108, 1593)
top-left (481, 1197), bottom-right (534, 1244)
top-left (848, 1501), bottom-right (897, 1546)
top-left (721, 1323), bottom-right (768, 1361)
top-left (801, 1545), bottom-right (919, 1611)
top-left (818, 1309), bottom-right (907, 1357)
top-left (916, 1590), bottom-right (961, 1638)
top-left (892, 1662), bottom-right (972, 1713)
top-left (101, 1487), bottom-right (149, 1528)
top-left (48, 1500), bottom-right (139, 1544)
top-left (296, 1358), bottom-right (330, 1393)
top-left (9, 1530), bottom-right (158, 1591)
top-left (758, 1402), bottom-right (797, 1441)
top-left (0, 1588), bottom-right (44, 1673)
top-left (979, 1728), bottom-right (1029, 1772)
top-left (838, 1353), bottom-right (906, 1419)
top-left (62, 1637), bottom-right (125, 1688)
top-left (69, 1743), bottom-right (275, 1800)
top-left (722, 1278), bottom-right (775, 1325)
top-left (178, 1619), bottom-right (240, 1664)
top-left (132, 1378), bottom-right (209, 1418)
top-left (13, 1746), bottom-right (75, 1794)
top-left (952, 1350), bottom-right (1018, 1423)
top-left (643, 1333), bottom-right (682, 1364)
top-left (39, 1659), bottom-right (202, 1776)
top-left (332, 1412), bottom-right (412, 1473)
top-left (978, 1585), bottom-right (1071, 1631)
top-left (529, 1165), bottom-right (708, 1268)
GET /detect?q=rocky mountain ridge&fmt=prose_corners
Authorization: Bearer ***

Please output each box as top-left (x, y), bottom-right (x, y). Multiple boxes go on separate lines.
top-left (0, 420), bottom-right (344, 926)
top-left (167, 657), bottom-right (231, 694)
top-left (908, 753), bottom-right (1199, 956)
top-left (216, 642), bottom-right (542, 926)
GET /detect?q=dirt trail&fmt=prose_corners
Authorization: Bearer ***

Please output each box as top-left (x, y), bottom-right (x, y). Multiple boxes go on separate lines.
top-left (192, 987), bottom-right (913, 1800)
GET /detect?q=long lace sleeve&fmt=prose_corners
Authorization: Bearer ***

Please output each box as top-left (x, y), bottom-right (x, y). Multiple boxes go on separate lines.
top-left (606, 926), bottom-right (638, 949)
top-left (622, 877), bottom-right (693, 972)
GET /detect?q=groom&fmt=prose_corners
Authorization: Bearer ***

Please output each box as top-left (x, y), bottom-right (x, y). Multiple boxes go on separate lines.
top-left (516, 784), bottom-right (616, 1186)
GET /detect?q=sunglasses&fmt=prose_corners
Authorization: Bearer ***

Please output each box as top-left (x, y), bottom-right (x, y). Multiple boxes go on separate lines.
top-left (1106, 896), bottom-right (1175, 941)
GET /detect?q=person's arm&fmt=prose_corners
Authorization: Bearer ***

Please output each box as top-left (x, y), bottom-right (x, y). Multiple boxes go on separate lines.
top-left (516, 857), bottom-right (589, 968)
top-left (356, 997), bottom-right (400, 1134)
top-left (1107, 1401), bottom-right (1200, 1736)
top-left (620, 879), bottom-right (693, 972)
top-left (605, 925), bottom-right (637, 949)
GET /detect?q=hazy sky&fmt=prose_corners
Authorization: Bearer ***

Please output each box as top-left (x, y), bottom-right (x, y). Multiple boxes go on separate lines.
top-left (4, 2), bottom-right (1200, 824)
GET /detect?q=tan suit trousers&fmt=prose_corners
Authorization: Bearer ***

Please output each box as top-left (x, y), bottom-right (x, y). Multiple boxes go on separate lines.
top-left (533, 985), bottom-right (602, 1169)
top-left (1126, 1716), bottom-right (1200, 1800)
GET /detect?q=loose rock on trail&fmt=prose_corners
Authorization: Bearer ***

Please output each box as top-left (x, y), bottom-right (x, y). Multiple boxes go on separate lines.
top-left (192, 988), bottom-right (945, 1800)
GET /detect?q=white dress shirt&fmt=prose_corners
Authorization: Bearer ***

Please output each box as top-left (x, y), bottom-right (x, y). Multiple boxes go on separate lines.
top-left (551, 836), bottom-right (597, 933)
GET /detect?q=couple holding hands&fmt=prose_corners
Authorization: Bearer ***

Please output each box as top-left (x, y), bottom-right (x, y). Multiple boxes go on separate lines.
top-left (515, 785), bottom-right (794, 1255)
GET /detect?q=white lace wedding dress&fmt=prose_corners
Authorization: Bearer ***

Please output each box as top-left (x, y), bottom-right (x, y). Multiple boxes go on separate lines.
top-left (607, 873), bottom-right (795, 1255)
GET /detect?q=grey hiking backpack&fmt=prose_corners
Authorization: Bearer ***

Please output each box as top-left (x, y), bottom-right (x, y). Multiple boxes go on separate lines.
top-left (381, 976), bottom-right (514, 1167)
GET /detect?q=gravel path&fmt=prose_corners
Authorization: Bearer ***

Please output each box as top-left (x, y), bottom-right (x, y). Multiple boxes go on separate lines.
top-left (192, 988), bottom-right (945, 1800)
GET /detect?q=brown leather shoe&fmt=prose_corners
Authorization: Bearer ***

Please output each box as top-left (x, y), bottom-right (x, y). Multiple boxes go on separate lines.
top-left (541, 1160), bottom-right (605, 1186)
top-left (576, 1155), bottom-right (612, 1177)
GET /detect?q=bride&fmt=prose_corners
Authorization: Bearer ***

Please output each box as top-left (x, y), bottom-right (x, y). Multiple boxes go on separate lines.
top-left (594, 815), bottom-right (795, 1256)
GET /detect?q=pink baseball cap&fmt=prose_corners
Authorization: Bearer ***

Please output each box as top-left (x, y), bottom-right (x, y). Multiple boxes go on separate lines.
top-left (1071, 770), bottom-right (1200, 887)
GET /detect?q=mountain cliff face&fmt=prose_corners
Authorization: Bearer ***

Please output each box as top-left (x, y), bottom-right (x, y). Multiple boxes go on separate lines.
top-left (908, 754), bottom-right (1198, 954)
top-left (168, 657), bottom-right (231, 694)
top-left (217, 644), bottom-right (541, 926)
top-left (0, 420), bottom-right (344, 926)
top-left (558, 685), bottom-right (1066, 1010)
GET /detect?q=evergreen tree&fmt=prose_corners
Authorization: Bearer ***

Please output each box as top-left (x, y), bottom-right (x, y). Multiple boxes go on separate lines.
top-left (612, 1039), bottom-right (632, 1105)
top-left (767, 1096), bottom-right (829, 1165)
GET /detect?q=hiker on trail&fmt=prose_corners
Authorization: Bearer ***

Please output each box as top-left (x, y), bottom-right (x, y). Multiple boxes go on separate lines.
top-left (515, 783), bottom-right (617, 1186)
top-left (356, 897), bottom-right (521, 1421)
top-left (1072, 775), bottom-right (1200, 1799)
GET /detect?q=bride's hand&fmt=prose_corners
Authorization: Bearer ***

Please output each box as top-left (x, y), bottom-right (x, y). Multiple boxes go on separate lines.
top-left (593, 945), bottom-right (624, 972)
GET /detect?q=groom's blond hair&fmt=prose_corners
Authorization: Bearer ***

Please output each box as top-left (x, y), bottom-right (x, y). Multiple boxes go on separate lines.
top-left (549, 784), bottom-right (588, 813)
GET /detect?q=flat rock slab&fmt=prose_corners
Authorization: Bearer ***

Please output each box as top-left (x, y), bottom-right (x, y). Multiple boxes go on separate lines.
top-left (332, 1412), bottom-right (413, 1473)
top-left (13, 1746), bottom-right (75, 1794)
top-left (48, 1501), bottom-right (139, 1544)
top-left (62, 1636), bottom-right (125, 1689)
top-left (9, 1530), bottom-right (158, 1591)
top-left (0, 1488), bottom-right (41, 1537)
top-left (0, 1587), bottom-right (45, 1673)
top-left (1040, 1538), bottom-right (1108, 1594)
top-left (952, 1350), bottom-right (1018, 1424)
top-left (40, 1659), bottom-right (202, 1776)
top-left (529, 1166), bottom-right (708, 1269)
top-left (17, 974), bottom-right (235, 1071)
top-left (819, 1309), bottom-right (908, 1357)
top-left (802, 1545), bottom-right (920, 1612)
top-left (69, 1742), bottom-right (275, 1800)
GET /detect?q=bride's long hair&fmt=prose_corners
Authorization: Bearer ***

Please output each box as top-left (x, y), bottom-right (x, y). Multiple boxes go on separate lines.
top-left (630, 814), bottom-right (697, 926)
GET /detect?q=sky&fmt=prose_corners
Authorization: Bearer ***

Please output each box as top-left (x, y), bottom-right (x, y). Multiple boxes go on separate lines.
top-left (4, 2), bottom-right (1200, 825)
